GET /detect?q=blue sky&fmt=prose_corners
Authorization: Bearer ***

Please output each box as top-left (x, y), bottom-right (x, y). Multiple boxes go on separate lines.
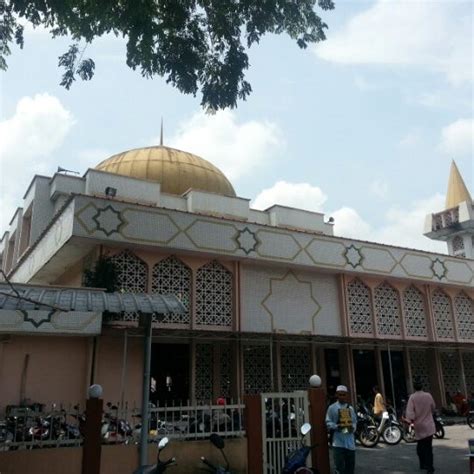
top-left (1, 0), bottom-right (472, 253)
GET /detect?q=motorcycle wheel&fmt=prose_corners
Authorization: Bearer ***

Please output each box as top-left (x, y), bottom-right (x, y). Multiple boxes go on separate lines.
top-left (359, 427), bottom-right (379, 447)
top-left (382, 425), bottom-right (402, 445)
top-left (434, 426), bottom-right (445, 439)
top-left (467, 414), bottom-right (474, 429)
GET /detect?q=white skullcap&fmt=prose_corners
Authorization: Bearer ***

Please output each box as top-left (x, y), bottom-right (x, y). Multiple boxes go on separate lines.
top-left (336, 385), bottom-right (348, 393)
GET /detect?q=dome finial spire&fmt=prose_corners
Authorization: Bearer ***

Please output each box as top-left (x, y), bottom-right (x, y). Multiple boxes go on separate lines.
top-left (160, 117), bottom-right (164, 146)
top-left (446, 159), bottom-right (472, 209)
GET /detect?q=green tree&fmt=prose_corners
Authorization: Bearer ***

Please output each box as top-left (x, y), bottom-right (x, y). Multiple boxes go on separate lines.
top-left (83, 256), bottom-right (119, 293)
top-left (1, 0), bottom-right (334, 110)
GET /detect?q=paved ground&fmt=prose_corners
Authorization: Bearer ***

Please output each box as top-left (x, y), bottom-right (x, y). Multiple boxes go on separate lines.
top-left (330, 424), bottom-right (473, 473)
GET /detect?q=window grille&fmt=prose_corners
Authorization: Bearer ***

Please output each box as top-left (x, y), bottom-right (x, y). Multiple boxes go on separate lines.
top-left (243, 344), bottom-right (272, 394)
top-left (432, 289), bottom-right (455, 339)
top-left (440, 351), bottom-right (463, 396)
top-left (374, 282), bottom-right (402, 336)
top-left (347, 279), bottom-right (373, 335)
top-left (195, 344), bottom-right (213, 402)
top-left (281, 345), bottom-right (312, 391)
top-left (403, 286), bottom-right (427, 338)
top-left (454, 292), bottom-right (474, 340)
top-left (409, 350), bottom-right (431, 393)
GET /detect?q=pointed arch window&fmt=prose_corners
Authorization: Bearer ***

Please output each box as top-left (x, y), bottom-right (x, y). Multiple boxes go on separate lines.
top-left (151, 256), bottom-right (191, 324)
top-left (432, 289), bottom-right (455, 339)
top-left (454, 292), bottom-right (474, 340)
top-left (196, 261), bottom-right (233, 326)
top-left (403, 286), bottom-right (427, 338)
top-left (347, 279), bottom-right (373, 336)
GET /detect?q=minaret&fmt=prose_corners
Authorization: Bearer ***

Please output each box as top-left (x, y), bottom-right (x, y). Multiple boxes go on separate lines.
top-left (424, 161), bottom-right (474, 258)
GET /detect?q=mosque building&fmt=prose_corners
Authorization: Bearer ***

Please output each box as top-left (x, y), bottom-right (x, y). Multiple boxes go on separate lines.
top-left (0, 143), bottom-right (473, 409)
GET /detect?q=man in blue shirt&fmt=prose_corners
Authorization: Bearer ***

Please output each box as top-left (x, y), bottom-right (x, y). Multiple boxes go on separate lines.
top-left (325, 384), bottom-right (357, 474)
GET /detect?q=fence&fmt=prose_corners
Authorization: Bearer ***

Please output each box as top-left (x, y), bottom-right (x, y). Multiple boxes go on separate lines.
top-left (0, 400), bottom-right (245, 450)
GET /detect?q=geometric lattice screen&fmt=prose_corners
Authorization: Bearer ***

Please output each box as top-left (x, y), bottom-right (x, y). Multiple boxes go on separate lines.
top-left (440, 351), bottom-right (463, 396)
top-left (243, 344), bottom-right (272, 394)
top-left (454, 292), bottom-right (474, 340)
top-left (463, 352), bottom-right (474, 395)
top-left (374, 282), bottom-right (402, 336)
top-left (281, 345), bottom-right (312, 391)
top-left (403, 286), bottom-right (428, 338)
top-left (432, 289), bottom-right (455, 340)
top-left (108, 250), bottom-right (148, 322)
top-left (219, 342), bottom-right (232, 399)
top-left (347, 279), bottom-right (373, 336)
top-left (196, 261), bottom-right (233, 326)
top-left (151, 256), bottom-right (191, 324)
top-left (195, 343), bottom-right (213, 402)
top-left (409, 350), bottom-right (431, 392)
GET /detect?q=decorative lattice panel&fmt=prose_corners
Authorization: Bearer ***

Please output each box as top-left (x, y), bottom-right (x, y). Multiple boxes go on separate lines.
top-left (454, 292), bottom-right (474, 340)
top-left (281, 345), bottom-right (312, 392)
top-left (196, 261), bottom-right (233, 326)
top-left (195, 344), bottom-right (213, 402)
top-left (151, 256), bottom-right (191, 324)
top-left (432, 290), bottom-right (455, 339)
top-left (219, 343), bottom-right (232, 398)
top-left (374, 282), bottom-right (402, 336)
top-left (409, 350), bottom-right (431, 392)
top-left (463, 352), bottom-right (474, 395)
top-left (403, 286), bottom-right (428, 338)
top-left (440, 352), bottom-right (463, 396)
top-left (108, 250), bottom-right (148, 322)
top-left (347, 279), bottom-right (373, 335)
top-left (452, 236), bottom-right (464, 252)
top-left (243, 344), bottom-right (272, 394)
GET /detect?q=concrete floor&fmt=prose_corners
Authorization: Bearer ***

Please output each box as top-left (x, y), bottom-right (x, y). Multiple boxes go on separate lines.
top-left (329, 424), bottom-right (474, 473)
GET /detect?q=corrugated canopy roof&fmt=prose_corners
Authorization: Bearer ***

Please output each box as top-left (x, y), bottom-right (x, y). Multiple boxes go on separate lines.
top-left (0, 283), bottom-right (185, 315)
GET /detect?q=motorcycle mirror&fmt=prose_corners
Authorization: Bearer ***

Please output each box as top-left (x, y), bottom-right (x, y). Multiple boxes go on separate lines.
top-left (300, 423), bottom-right (312, 436)
top-left (210, 433), bottom-right (225, 450)
top-left (158, 437), bottom-right (169, 450)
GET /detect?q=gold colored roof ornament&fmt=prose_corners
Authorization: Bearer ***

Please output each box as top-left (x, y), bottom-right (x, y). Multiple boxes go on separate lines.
top-left (445, 160), bottom-right (472, 209)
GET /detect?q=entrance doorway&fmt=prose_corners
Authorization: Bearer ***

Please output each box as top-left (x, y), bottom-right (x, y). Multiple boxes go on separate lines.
top-left (381, 350), bottom-right (407, 410)
top-left (151, 343), bottom-right (190, 404)
top-left (353, 349), bottom-right (378, 403)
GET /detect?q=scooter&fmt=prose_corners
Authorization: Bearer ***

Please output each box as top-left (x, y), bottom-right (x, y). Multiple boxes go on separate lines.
top-left (133, 437), bottom-right (175, 473)
top-left (354, 404), bottom-right (379, 448)
top-left (282, 423), bottom-right (318, 474)
top-left (201, 433), bottom-right (232, 473)
top-left (433, 412), bottom-right (445, 439)
top-left (375, 410), bottom-right (402, 445)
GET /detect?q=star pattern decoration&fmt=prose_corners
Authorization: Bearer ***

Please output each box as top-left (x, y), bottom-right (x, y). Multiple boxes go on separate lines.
top-left (431, 258), bottom-right (447, 280)
top-left (235, 227), bottom-right (260, 255)
top-left (21, 309), bottom-right (58, 328)
top-left (92, 205), bottom-right (126, 237)
top-left (344, 244), bottom-right (364, 269)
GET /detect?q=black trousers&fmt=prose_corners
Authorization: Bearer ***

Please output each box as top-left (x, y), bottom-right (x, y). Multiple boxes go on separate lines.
top-left (417, 435), bottom-right (434, 471)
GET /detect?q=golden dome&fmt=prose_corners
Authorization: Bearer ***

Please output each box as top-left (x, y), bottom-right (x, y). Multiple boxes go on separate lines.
top-left (95, 146), bottom-right (236, 197)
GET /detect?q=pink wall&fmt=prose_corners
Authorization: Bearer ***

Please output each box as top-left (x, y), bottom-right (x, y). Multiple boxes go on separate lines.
top-left (0, 336), bottom-right (90, 410)
top-left (94, 333), bottom-right (143, 407)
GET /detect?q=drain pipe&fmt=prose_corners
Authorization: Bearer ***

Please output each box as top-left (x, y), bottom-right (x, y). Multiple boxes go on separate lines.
top-left (139, 314), bottom-right (152, 468)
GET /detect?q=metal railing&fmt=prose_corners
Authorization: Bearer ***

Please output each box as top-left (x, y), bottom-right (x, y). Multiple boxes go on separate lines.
top-left (0, 400), bottom-right (245, 450)
top-left (0, 403), bottom-right (84, 451)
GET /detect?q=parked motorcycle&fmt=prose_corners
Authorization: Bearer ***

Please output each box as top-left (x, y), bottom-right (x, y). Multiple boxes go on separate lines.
top-left (282, 423), bottom-right (318, 474)
top-left (433, 412), bottom-right (445, 439)
top-left (201, 433), bottom-right (232, 473)
top-left (377, 409), bottom-right (402, 445)
top-left (133, 437), bottom-right (175, 474)
top-left (354, 404), bottom-right (379, 448)
top-left (467, 410), bottom-right (474, 429)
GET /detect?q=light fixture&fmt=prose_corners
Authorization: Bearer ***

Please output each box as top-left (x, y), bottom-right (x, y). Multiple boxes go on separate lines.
top-left (309, 374), bottom-right (322, 388)
top-left (88, 384), bottom-right (103, 399)
top-left (105, 186), bottom-right (117, 198)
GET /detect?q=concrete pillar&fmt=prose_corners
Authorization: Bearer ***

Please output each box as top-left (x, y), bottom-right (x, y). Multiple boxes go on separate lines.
top-left (308, 387), bottom-right (331, 474)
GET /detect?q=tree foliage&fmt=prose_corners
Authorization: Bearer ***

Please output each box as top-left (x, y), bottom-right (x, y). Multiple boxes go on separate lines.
top-left (83, 256), bottom-right (119, 293)
top-left (1, 0), bottom-right (334, 110)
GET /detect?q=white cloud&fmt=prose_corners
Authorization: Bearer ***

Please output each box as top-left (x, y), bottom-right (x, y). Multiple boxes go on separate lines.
top-left (251, 181), bottom-right (327, 212)
top-left (315, 0), bottom-right (472, 85)
top-left (167, 110), bottom-right (283, 181)
top-left (0, 94), bottom-right (74, 231)
top-left (252, 180), bottom-right (446, 253)
top-left (438, 118), bottom-right (474, 156)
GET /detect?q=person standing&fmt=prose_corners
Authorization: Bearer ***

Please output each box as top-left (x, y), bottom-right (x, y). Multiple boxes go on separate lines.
top-left (406, 379), bottom-right (436, 473)
top-left (372, 386), bottom-right (385, 420)
top-left (326, 385), bottom-right (357, 474)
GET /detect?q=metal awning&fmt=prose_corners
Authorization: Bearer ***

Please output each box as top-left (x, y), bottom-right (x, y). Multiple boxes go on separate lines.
top-left (0, 283), bottom-right (185, 315)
